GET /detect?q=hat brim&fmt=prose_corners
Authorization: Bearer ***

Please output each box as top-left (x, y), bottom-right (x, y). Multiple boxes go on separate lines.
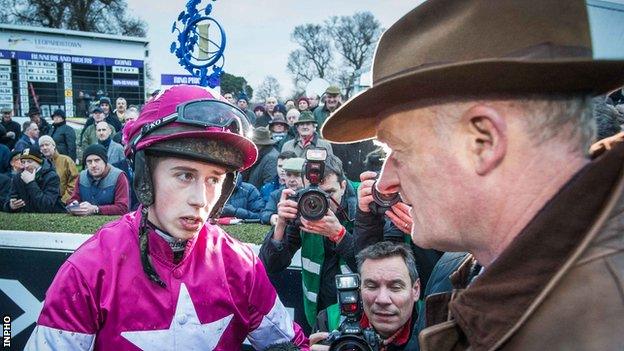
top-left (254, 139), bottom-right (277, 146)
top-left (322, 59), bottom-right (624, 143)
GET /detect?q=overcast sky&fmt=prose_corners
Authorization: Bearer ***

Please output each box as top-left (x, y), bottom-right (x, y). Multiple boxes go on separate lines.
top-left (126, 0), bottom-right (424, 98)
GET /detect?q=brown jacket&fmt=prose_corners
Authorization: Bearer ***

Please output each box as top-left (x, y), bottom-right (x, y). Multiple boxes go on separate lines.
top-left (419, 143), bottom-right (624, 351)
top-left (51, 151), bottom-right (79, 203)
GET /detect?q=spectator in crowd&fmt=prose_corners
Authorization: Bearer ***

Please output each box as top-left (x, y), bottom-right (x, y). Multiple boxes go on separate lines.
top-left (99, 96), bottom-right (123, 132)
top-left (26, 84), bottom-right (307, 349)
top-left (313, 86), bottom-right (341, 129)
top-left (14, 122), bottom-right (39, 152)
top-left (3, 147), bottom-right (65, 213)
top-left (281, 111), bottom-right (333, 158)
top-left (284, 99), bottom-right (296, 111)
top-left (259, 154), bottom-right (357, 329)
top-left (221, 174), bottom-right (265, 220)
top-left (237, 94), bottom-right (256, 126)
top-left (0, 107), bottom-right (20, 150)
top-left (8, 150), bottom-right (22, 175)
top-left (311, 241), bottom-right (421, 349)
top-left (48, 109), bottom-right (77, 161)
top-left (307, 94), bottom-right (320, 112)
top-left (81, 107), bottom-right (114, 150)
top-left (223, 92), bottom-right (236, 105)
top-left (321, 0), bottom-right (624, 348)
top-left (260, 156), bottom-right (305, 225)
top-left (114, 97), bottom-right (127, 124)
top-left (253, 105), bottom-right (267, 126)
top-left (39, 135), bottom-right (78, 204)
top-left (265, 96), bottom-right (278, 118)
top-left (96, 121), bottom-right (125, 164)
top-left (286, 108), bottom-right (300, 127)
top-left (246, 126), bottom-right (279, 189)
top-left (260, 150), bottom-right (296, 202)
top-left (113, 105), bottom-right (139, 144)
top-left (297, 97), bottom-right (310, 112)
top-left (66, 144), bottom-right (129, 216)
top-left (76, 90), bottom-right (89, 118)
top-left (269, 114), bottom-right (290, 150)
top-left (28, 106), bottom-right (51, 135)
top-left (0, 172), bottom-right (9, 206)
top-left (0, 125), bottom-right (9, 174)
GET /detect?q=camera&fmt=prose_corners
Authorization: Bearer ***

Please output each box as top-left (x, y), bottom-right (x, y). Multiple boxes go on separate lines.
top-left (326, 273), bottom-right (380, 351)
top-left (288, 148), bottom-right (330, 224)
top-left (368, 180), bottom-right (401, 215)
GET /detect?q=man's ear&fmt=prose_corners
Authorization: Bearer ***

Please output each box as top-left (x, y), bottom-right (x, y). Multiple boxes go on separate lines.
top-left (461, 105), bottom-right (508, 175)
top-left (412, 279), bottom-right (421, 301)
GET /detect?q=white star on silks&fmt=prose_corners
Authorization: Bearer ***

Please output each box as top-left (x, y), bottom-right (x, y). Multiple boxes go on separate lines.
top-left (121, 283), bottom-right (233, 350)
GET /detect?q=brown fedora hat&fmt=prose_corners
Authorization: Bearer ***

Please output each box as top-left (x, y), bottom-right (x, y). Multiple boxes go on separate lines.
top-left (322, 0), bottom-right (624, 143)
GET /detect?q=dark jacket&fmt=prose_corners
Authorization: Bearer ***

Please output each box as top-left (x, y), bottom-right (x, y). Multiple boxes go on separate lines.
top-left (0, 143), bottom-right (9, 174)
top-left (260, 186), bottom-right (283, 224)
top-left (36, 117), bottom-right (51, 136)
top-left (419, 143), bottom-right (624, 351)
top-left (3, 160), bottom-right (65, 213)
top-left (247, 146), bottom-right (278, 190)
top-left (0, 172), bottom-right (10, 207)
top-left (354, 208), bottom-right (443, 299)
top-left (222, 175), bottom-right (265, 220)
top-left (82, 113), bottom-right (123, 134)
top-left (14, 134), bottom-right (37, 152)
top-left (49, 122), bottom-right (77, 160)
top-left (0, 119), bottom-right (21, 149)
top-left (258, 185), bottom-right (359, 312)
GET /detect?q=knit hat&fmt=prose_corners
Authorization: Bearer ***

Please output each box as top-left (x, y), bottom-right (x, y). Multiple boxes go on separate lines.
top-left (51, 109), bottom-right (66, 119)
top-left (92, 106), bottom-right (104, 113)
top-left (294, 111), bottom-right (316, 125)
top-left (252, 126), bottom-right (276, 146)
top-left (237, 94), bottom-right (249, 103)
top-left (38, 135), bottom-right (55, 147)
top-left (99, 97), bottom-right (111, 106)
top-left (83, 144), bottom-right (108, 165)
top-left (297, 97), bottom-right (310, 106)
top-left (20, 147), bottom-right (44, 164)
top-left (253, 105), bottom-right (266, 113)
top-left (282, 157), bottom-right (305, 173)
top-left (28, 106), bottom-right (41, 117)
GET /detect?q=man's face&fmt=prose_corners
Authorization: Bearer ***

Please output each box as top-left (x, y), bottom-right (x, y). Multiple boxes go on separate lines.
top-left (29, 114), bottom-right (41, 125)
top-left (307, 95), bottom-right (319, 108)
top-left (21, 159), bottom-right (39, 173)
top-left (285, 171), bottom-right (303, 191)
top-left (39, 141), bottom-right (56, 158)
top-left (305, 173), bottom-right (345, 212)
top-left (237, 99), bottom-right (248, 110)
top-left (100, 103), bottom-right (110, 114)
top-left (96, 122), bottom-right (111, 141)
top-left (2, 112), bottom-right (11, 122)
top-left (52, 115), bottom-right (64, 124)
top-left (93, 111), bottom-right (105, 123)
top-left (277, 158), bottom-right (287, 183)
top-left (223, 93), bottom-right (235, 104)
top-left (265, 97), bottom-right (277, 112)
top-left (324, 93), bottom-right (340, 110)
top-left (297, 122), bottom-right (315, 137)
top-left (286, 112), bottom-right (299, 126)
top-left (27, 123), bottom-right (39, 139)
top-left (86, 155), bottom-right (106, 179)
top-left (377, 104), bottom-right (468, 250)
top-left (10, 155), bottom-right (22, 172)
top-left (149, 157), bottom-right (227, 240)
top-left (361, 256), bottom-right (419, 338)
top-left (116, 99), bottom-right (127, 112)
top-left (271, 123), bottom-right (286, 133)
top-left (254, 109), bottom-right (264, 118)
top-left (298, 100), bottom-right (309, 111)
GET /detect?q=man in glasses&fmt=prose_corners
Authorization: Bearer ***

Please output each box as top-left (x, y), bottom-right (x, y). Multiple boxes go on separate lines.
top-left (26, 85), bottom-right (308, 350)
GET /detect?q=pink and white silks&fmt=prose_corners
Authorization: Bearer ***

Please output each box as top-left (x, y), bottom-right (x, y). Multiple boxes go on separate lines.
top-left (25, 210), bottom-right (309, 350)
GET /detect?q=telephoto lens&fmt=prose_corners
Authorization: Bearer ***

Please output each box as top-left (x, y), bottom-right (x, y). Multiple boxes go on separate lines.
top-left (368, 181), bottom-right (401, 215)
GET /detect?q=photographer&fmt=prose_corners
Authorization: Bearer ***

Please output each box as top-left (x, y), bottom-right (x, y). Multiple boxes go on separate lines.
top-left (311, 241), bottom-right (420, 350)
top-left (356, 171), bottom-right (442, 296)
top-left (259, 153), bottom-right (358, 329)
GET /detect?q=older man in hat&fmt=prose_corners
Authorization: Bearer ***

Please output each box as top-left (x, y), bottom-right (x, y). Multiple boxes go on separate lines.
top-left (28, 106), bottom-right (51, 135)
top-left (269, 114), bottom-right (292, 150)
top-left (322, 0), bottom-right (624, 350)
top-left (39, 135), bottom-right (78, 203)
top-left (3, 147), bottom-right (65, 213)
top-left (282, 111), bottom-right (333, 158)
top-left (49, 108), bottom-right (77, 161)
top-left (313, 85), bottom-right (341, 128)
top-left (0, 107), bottom-right (20, 150)
top-left (245, 126), bottom-right (279, 190)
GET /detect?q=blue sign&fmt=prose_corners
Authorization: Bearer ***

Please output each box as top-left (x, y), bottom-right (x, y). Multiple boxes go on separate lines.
top-left (0, 50), bottom-right (144, 67)
top-left (160, 74), bottom-right (201, 85)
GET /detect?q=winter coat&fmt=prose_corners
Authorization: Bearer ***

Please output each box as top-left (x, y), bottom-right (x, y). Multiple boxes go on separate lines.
top-left (26, 209), bottom-right (309, 350)
top-left (80, 122), bottom-right (116, 150)
top-left (14, 134), bottom-right (37, 152)
top-left (49, 152), bottom-right (79, 203)
top-left (222, 175), bottom-right (265, 220)
top-left (49, 122), bottom-right (77, 160)
top-left (419, 143), bottom-right (624, 351)
top-left (0, 119), bottom-right (21, 150)
top-left (247, 146), bottom-right (279, 190)
top-left (281, 133), bottom-right (334, 159)
top-left (260, 186), bottom-right (283, 224)
top-left (3, 160), bottom-right (65, 213)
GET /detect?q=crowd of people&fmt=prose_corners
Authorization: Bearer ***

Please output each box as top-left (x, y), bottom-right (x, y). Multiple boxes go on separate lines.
top-left (6, 0), bottom-right (624, 349)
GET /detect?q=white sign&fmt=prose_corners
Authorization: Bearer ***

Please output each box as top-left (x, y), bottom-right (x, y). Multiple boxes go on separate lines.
top-left (0, 81), bottom-right (12, 87)
top-left (0, 95), bottom-right (13, 103)
top-left (26, 67), bottom-right (56, 75)
top-left (0, 87), bottom-right (11, 94)
top-left (27, 74), bottom-right (57, 83)
top-left (25, 60), bottom-right (56, 68)
top-left (0, 66), bottom-right (11, 72)
top-left (0, 73), bottom-right (10, 80)
top-left (112, 66), bottom-right (139, 74)
top-left (0, 59), bottom-right (10, 65)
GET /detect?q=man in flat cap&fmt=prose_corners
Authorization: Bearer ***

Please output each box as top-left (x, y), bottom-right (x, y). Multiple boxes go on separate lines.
top-left (322, 0), bottom-right (624, 350)
top-left (313, 85), bottom-right (342, 129)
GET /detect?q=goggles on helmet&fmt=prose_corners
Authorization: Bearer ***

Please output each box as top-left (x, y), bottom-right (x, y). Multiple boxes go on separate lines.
top-left (130, 99), bottom-right (245, 151)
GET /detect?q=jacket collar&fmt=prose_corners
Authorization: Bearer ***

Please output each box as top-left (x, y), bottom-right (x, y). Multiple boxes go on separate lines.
top-left (448, 142), bottom-right (624, 350)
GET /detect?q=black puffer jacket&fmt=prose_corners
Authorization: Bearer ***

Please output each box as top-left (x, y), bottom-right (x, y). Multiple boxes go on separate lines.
top-left (3, 160), bottom-right (66, 213)
top-left (49, 122), bottom-right (77, 161)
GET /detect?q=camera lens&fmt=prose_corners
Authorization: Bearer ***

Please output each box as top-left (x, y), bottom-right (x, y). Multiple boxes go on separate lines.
top-left (299, 190), bottom-right (329, 220)
top-left (371, 182), bottom-right (400, 207)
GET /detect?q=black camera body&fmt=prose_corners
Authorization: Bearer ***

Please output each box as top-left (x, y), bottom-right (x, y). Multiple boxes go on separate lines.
top-left (368, 180), bottom-right (401, 215)
top-left (326, 274), bottom-right (380, 351)
top-left (288, 148), bottom-right (330, 224)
